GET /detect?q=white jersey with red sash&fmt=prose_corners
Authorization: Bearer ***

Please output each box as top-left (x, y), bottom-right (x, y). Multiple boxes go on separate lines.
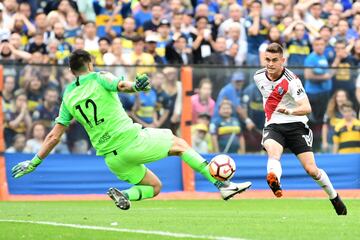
top-left (254, 67), bottom-right (308, 127)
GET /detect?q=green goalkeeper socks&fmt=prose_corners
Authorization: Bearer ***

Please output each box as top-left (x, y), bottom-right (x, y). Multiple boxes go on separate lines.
top-left (181, 148), bottom-right (217, 184)
top-left (122, 185), bottom-right (154, 201)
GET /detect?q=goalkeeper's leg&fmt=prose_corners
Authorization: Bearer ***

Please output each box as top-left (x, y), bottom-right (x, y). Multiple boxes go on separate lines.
top-left (121, 168), bottom-right (161, 201)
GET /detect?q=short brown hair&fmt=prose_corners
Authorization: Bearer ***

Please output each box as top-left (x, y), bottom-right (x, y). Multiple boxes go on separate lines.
top-left (340, 101), bottom-right (353, 111)
top-left (266, 43), bottom-right (283, 55)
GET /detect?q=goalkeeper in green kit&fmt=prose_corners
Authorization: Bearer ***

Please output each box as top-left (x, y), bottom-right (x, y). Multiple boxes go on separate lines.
top-left (12, 50), bottom-right (251, 210)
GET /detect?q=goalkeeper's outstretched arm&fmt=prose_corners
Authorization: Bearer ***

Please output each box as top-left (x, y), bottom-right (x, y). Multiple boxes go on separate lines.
top-left (12, 123), bottom-right (67, 178)
top-left (37, 123), bottom-right (67, 159)
top-left (117, 73), bottom-right (151, 93)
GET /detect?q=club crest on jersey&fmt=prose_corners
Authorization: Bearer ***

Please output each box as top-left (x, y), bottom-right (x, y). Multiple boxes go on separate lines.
top-left (278, 87), bottom-right (284, 95)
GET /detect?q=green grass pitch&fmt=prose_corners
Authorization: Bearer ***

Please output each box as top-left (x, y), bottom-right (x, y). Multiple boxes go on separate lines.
top-left (0, 199), bottom-right (359, 240)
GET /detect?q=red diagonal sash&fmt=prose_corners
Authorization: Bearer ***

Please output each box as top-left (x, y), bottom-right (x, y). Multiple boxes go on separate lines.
top-left (265, 79), bottom-right (289, 121)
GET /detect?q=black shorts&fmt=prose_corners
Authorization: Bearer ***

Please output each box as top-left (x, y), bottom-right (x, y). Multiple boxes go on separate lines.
top-left (261, 122), bottom-right (313, 155)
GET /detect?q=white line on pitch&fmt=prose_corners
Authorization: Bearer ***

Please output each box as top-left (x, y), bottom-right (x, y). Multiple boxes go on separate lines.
top-left (0, 219), bottom-right (247, 240)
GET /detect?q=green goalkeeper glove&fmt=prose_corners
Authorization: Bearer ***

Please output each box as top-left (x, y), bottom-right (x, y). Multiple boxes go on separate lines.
top-left (12, 155), bottom-right (42, 178)
top-left (133, 73), bottom-right (151, 92)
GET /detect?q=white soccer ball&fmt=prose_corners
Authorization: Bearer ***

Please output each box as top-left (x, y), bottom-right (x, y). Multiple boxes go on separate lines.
top-left (208, 154), bottom-right (236, 181)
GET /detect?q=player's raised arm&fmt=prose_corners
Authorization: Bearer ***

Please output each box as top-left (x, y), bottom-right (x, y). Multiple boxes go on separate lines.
top-left (11, 123), bottom-right (67, 178)
top-left (117, 73), bottom-right (151, 93)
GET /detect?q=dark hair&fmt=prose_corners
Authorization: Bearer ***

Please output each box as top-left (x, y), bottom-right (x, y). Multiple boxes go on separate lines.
top-left (132, 35), bottom-right (145, 43)
top-left (98, 37), bottom-right (111, 44)
top-left (319, 25), bottom-right (332, 32)
top-left (313, 37), bottom-right (324, 42)
top-left (266, 43), bottom-right (283, 55)
top-left (69, 49), bottom-right (92, 72)
top-left (340, 101), bottom-right (353, 111)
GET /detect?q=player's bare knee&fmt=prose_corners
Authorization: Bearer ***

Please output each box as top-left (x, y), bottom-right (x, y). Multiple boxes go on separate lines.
top-left (169, 137), bottom-right (190, 155)
top-left (153, 180), bottom-right (162, 196)
top-left (304, 165), bottom-right (318, 178)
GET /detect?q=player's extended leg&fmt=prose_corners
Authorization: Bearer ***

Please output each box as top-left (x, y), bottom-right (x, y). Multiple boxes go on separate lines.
top-left (168, 136), bottom-right (252, 200)
top-left (263, 139), bottom-right (284, 198)
top-left (107, 169), bottom-right (161, 210)
top-left (297, 152), bottom-right (347, 215)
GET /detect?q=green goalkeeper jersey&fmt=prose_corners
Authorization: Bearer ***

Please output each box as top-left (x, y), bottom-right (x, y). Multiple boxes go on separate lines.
top-left (55, 71), bottom-right (141, 155)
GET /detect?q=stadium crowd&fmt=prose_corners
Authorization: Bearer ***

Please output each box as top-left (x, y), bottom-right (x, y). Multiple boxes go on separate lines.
top-left (1, 0), bottom-right (359, 154)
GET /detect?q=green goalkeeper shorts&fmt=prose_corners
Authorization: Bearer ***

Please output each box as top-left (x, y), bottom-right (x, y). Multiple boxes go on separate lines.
top-left (104, 128), bottom-right (174, 184)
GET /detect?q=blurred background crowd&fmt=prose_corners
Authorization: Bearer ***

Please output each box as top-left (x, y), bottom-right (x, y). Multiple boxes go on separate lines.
top-left (1, 0), bottom-right (359, 155)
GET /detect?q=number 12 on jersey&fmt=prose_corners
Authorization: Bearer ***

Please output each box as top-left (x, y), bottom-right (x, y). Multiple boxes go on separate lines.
top-left (75, 99), bottom-right (105, 128)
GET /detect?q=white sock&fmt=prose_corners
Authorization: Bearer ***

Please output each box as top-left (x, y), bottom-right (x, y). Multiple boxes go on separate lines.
top-left (314, 169), bottom-right (337, 199)
top-left (267, 158), bottom-right (282, 181)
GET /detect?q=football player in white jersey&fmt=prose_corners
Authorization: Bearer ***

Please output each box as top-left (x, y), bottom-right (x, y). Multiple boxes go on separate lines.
top-left (254, 43), bottom-right (347, 215)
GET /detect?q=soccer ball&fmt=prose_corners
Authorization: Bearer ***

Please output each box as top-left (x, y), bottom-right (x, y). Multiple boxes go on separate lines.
top-left (208, 154), bottom-right (236, 181)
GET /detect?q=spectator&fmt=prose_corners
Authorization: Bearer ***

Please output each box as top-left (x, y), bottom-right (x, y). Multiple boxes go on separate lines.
top-left (319, 26), bottom-right (336, 64)
top-left (190, 16), bottom-right (214, 64)
top-left (213, 71), bottom-right (255, 131)
top-left (2, 75), bottom-right (16, 112)
top-left (327, 14), bottom-right (340, 29)
top-left (349, 39), bottom-right (360, 66)
top-left (151, 71), bottom-right (171, 128)
top-left (76, 0), bottom-right (96, 22)
top-left (283, 21), bottom-right (314, 68)
top-left (2, 0), bottom-right (18, 27)
top-left (143, 4), bottom-right (163, 34)
top-left (4, 89), bottom-right (32, 147)
top-left (133, 0), bottom-right (152, 31)
top-left (34, 12), bottom-right (50, 43)
top-left (32, 88), bottom-right (60, 129)
top-left (50, 22), bottom-right (73, 63)
top-left (25, 31), bottom-right (48, 54)
top-left (357, 73), bottom-right (360, 113)
top-left (322, 90), bottom-right (350, 153)
top-left (225, 22), bottom-right (247, 66)
top-left (5, 133), bottom-right (26, 153)
top-left (335, 19), bottom-right (358, 44)
top-left (333, 101), bottom-right (360, 153)
top-left (64, 11), bottom-right (82, 45)
top-left (259, 26), bottom-right (282, 67)
top-left (169, 13), bottom-right (184, 38)
top-left (244, 0), bottom-right (270, 66)
top-left (0, 39), bottom-right (31, 63)
top-left (210, 99), bottom-right (245, 153)
top-left (192, 123), bottom-right (209, 154)
top-left (24, 75), bottom-right (43, 112)
top-left (0, 3), bottom-right (11, 41)
top-left (162, 67), bottom-right (182, 134)
top-left (331, 40), bottom-right (357, 102)
top-left (304, 37), bottom-right (333, 124)
top-left (93, 0), bottom-right (125, 37)
top-left (125, 36), bottom-right (155, 75)
top-left (241, 82), bottom-right (264, 152)
top-left (204, 36), bottom-right (235, 65)
top-left (83, 21), bottom-right (100, 54)
top-left (294, 1), bottom-right (325, 31)
top-left (191, 78), bottom-right (215, 123)
top-left (103, 37), bottom-right (127, 76)
top-left (155, 19), bottom-right (172, 63)
top-left (144, 34), bottom-right (164, 64)
top-left (268, 3), bottom-right (286, 32)
top-left (241, 82), bottom-right (264, 131)
top-left (118, 17), bottom-right (138, 54)
top-left (73, 36), bottom-right (85, 50)
top-left (132, 87), bottom-right (158, 128)
top-left (181, 13), bottom-right (196, 37)
top-left (24, 122), bottom-right (47, 153)
top-left (218, 3), bottom-right (246, 43)
top-left (95, 37), bottom-right (111, 65)
top-left (165, 33), bottom-right (193, 64)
